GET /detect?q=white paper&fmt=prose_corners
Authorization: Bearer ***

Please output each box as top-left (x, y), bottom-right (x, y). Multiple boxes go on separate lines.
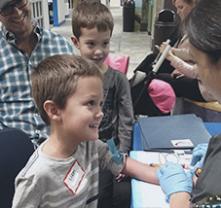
top-left (130, 151), bottom-right (192, 208)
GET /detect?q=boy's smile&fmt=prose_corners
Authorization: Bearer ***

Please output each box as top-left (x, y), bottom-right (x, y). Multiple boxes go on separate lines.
top-left (72, 27), bottom-right (111, 71)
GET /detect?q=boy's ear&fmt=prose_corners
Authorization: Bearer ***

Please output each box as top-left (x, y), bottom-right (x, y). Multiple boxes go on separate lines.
top-left (71, 35), bottom-right (80, 49)
top-left (43, 100), bottom-right (61, 122)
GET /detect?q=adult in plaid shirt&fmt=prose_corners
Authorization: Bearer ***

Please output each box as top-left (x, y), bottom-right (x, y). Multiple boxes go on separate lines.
top-left (0, 0), bottom-right (74, 143)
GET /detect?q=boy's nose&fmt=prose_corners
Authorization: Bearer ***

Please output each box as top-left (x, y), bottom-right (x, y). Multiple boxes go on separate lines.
top-left (96, 109), bottom-right (104, 120)
top-left (94, 48), bottom-right (103, 55)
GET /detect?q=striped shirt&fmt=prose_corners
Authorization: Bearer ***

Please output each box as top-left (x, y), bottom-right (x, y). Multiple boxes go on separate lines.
top-left (12, 140), bottom-right (125, 208)
top-left (0, 24), bottom-right (74, 138)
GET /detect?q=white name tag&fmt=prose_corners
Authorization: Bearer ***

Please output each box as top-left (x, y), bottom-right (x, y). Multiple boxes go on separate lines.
top-left (64, 160), bottom-right (85, 195)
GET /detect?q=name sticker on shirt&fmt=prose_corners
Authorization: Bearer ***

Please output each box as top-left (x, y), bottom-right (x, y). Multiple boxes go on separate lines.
top-left (64, 160), bottom-right (85, 195)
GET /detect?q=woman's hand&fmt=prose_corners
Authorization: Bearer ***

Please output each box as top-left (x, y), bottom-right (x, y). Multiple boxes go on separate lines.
top-left (157, 162), bottom-right (193, 202)
top-left (190, 143), bottom-right (208, 171)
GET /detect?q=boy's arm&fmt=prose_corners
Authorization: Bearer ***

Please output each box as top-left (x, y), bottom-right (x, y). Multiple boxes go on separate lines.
top-left (100, 139), bottom-right (158, 184)
top-left (116, 73), bottom-right (134, 153)
top-left (122, 156), bottom-right (159, 184)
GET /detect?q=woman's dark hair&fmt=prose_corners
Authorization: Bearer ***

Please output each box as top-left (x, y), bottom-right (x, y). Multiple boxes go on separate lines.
top-left (185, 0), bottom-right (221, 63)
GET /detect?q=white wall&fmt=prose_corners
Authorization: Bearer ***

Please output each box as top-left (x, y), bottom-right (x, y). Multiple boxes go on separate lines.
top-left (57, 0), bottom-right (66, 24)
top-left (110, 0), bottom-right (121, 7)
top-left (42, 0), bottom-right (49, 29)
top-left (54, 0), bottom-right (70, 25)
top-left (31, 0), bottom-right (49, 29)
top-left (101, 0), bottom-right (120, 7)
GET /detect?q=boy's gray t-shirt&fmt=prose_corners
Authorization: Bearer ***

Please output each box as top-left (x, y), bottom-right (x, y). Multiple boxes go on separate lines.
top-left (99, 68), bottom-right (134, 153)
top-left (12, 140), bottom-right (125, 208)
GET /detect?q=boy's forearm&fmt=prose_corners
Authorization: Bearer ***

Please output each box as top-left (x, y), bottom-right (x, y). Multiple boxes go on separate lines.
top-left (122, 157), bottom-right (159, 185)
top-left (170, 192), bottom-right (191, 208)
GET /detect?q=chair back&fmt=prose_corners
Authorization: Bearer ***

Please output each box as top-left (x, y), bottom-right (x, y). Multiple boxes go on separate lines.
top-left (104, 54), bottom-right (129, 74)
top-left (0, 128), bottom-right (34, 208)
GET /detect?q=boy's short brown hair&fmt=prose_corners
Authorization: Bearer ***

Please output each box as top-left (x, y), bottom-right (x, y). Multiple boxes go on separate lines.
top-left (72, 1), bottom-right (114, 39)
top-left (31, 54), bottom-right (103, 125)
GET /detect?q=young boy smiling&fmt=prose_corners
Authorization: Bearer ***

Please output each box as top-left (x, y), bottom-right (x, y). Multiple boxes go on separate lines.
top-left (12, 54), bottom-right (158, 208)
top-left (71, 2), bottom-right (134, 207)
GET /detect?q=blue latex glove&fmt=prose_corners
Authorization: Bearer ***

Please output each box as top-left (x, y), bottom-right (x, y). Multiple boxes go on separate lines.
top-left (157, 162), bottom-right (193, 202)
top-left (190, 143), bottom-right (208, 169)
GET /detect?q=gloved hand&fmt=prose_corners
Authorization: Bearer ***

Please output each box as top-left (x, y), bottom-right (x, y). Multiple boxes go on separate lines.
top-left (157, 162), bottom-right (193, 202)
top-left (190, 143), bottom-right (208, 170)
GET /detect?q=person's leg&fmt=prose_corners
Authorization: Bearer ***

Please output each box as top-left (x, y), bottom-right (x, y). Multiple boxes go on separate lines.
top-left (155, 74), bottom-right (206, 102)
top-left (112, 177), bottom-right (131, 208)
top-left (135, 53), bottom-right (156, 73)
top-left (98, 168), bottom-right (113, 208)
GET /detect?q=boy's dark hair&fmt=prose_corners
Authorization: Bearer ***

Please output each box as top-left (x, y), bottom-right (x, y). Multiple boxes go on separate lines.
top-left (31, 54), bottom-right (103, 125)
top-left (72, 1), bottom-right (114, 39)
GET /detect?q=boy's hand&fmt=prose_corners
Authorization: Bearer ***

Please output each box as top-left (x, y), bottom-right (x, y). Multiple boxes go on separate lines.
top-left (157, 162), bottom-right (193, 202)
top-left (115, 173), bottom-right (126, 182)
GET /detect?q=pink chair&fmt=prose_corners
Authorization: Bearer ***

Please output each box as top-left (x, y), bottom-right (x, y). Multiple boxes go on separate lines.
top-left (148, 79), bottom-right (176, 114)
top-left (104, 54), bottom-right (130, 74)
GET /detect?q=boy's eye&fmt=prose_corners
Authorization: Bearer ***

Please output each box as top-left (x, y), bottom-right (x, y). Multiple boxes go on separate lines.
top-left (86, 100), bottom-right (103, 108)
top-left (87, 100), bottom-right (96, 107)
top-left (103, 41), bottom-right (109, 46)
top-left (86, 42), bottom-right (95, 47)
